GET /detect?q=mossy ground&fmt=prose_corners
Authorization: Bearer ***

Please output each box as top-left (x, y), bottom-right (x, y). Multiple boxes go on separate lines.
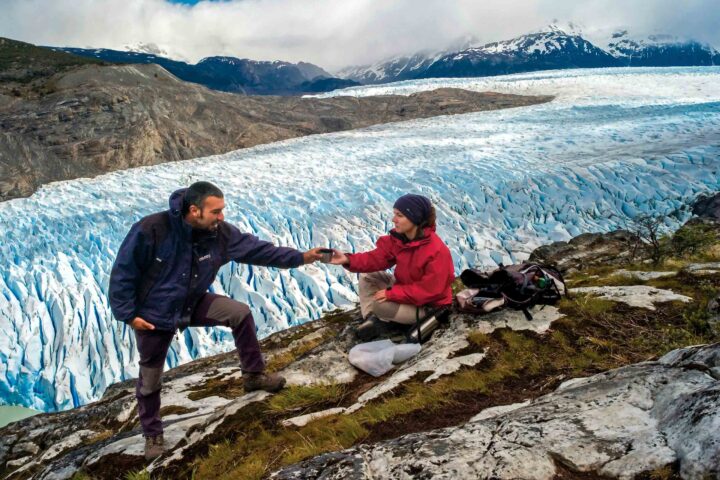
top-left (74, 223), bottom-right (720, 480)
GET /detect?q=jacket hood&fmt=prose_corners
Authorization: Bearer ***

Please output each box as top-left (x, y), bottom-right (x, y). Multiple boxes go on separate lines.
top-left (169, 188), bottom-right (188, 217)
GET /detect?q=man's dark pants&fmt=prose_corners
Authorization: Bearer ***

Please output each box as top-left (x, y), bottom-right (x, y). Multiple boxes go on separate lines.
top-left (134, 293), bottom-right (264, 437)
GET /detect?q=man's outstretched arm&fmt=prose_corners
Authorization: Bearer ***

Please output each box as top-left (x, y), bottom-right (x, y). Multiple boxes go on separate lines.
top-left (225, 224), bottom-right (323, 268)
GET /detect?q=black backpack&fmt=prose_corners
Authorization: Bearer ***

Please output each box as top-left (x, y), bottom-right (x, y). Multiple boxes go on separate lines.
top-left (457, 263), bottom-right (567, 320)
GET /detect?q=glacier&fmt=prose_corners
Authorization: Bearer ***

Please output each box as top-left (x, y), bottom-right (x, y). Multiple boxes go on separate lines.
top-left (1, 67), bottom-right (719, 412)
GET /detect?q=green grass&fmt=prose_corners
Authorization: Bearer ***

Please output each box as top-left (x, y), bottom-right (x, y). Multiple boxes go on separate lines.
top-left (666, 221), bottom-right (720, 260)
top-left (125, 470), bottom-right (150, 480)
top-left (265, 328), bottom-right (336, 373)
top-left (267, 384), bottom-right (345, 413)
top-left (467, 330), bottom-right (491, 348)
top-left (70, 473), bottom-right (93, 480)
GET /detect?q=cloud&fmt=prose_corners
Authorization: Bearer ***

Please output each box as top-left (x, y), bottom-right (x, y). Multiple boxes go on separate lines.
top-left (1, 0), bottom-right (718, 71)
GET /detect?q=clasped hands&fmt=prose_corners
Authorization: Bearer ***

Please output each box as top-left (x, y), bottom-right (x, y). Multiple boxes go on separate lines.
top-left (301, 247), bottom-right (348, 265)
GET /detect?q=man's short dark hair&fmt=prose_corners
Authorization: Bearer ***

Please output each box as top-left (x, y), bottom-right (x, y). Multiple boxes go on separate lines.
top-left (182, 181), bottom-right (224, 215)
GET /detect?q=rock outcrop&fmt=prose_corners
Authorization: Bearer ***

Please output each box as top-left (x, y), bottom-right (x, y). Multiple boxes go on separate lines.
top-left (273, 342), bottom-right (720, 480)
top-left (0, 307), bottom-right (565, 480)
top-left (1, 277), bottom-right (713, 479)
top-left (528, 230), bottom-right (647, 273)
top-left (571, 285), bottom-right (692, 310)
top-left (692, 192), bottom-right (720, 221)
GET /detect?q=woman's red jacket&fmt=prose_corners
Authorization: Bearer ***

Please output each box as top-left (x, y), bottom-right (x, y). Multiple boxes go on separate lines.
top-left (345, 226), bottom-right (455, 307)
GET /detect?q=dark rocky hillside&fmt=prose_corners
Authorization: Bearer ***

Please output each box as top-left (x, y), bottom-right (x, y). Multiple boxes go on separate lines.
top-left (0, 38), bottom-right (103, 97)
top-left (0, 38), bottom-right (551, 202)
top-left (53, 47), bottom-right (359, 95)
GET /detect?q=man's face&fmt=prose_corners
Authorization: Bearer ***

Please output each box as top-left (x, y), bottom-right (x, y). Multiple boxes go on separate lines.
top-left (188, 196), bottom-right (225, 231)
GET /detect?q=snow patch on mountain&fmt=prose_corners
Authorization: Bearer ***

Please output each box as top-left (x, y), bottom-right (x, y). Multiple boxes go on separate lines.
top-left (338, 51), bottom-right (445, 85)
top-left (594, 29), bottom-right (720, 65)
top-left (122, 42), bottom-right (178, 60)
top-left (336, 36), bottom-right (477, 85)
top-left (459, 32), bottom-right (597, 58)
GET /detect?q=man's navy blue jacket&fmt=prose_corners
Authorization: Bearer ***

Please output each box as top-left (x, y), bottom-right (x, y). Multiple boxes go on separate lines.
top-left (108, 189), bottom-right (304, 331)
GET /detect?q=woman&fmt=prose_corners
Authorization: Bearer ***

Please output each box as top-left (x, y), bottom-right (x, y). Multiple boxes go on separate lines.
top-left (330, 194), bottom-right (455, 338)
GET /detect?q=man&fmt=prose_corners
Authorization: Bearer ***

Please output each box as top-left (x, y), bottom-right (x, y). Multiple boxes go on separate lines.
top-left (108, 181), bottom-right (324, 460)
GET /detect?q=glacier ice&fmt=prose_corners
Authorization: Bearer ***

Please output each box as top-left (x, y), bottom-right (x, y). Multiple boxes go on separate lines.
top-left (1, 67), bottom-right (719, 412)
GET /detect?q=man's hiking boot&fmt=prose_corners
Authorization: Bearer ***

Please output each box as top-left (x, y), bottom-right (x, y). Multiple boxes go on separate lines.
top-left (243, 371), bottom-right (286, 393)
top-left (144, 434), bottom-right (164, 461)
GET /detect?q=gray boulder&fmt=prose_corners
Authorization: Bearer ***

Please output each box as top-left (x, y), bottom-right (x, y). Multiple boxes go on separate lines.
top-left (528, 230), bottom-right (648, 273)
top-left (692, 192), bottom-right (720, 221)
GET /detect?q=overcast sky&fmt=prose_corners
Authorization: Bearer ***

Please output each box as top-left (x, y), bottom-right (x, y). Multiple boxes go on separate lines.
top-left (1, 0), bottom-right (718, 71)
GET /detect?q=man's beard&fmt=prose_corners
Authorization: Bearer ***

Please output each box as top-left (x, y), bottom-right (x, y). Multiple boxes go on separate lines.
top-left (197, 212), bottom-right (219, 231)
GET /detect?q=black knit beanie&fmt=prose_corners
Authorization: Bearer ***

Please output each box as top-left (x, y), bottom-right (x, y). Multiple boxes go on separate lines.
top-left (393, 194), bottom-right (432, 226)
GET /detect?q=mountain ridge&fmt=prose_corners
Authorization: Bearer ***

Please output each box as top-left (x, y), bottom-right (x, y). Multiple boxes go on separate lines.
top-left (339, 27), bottom-right (720, 84)
top-left (0, 64), bottom-right (548, 203)
top-left (50, 46), bottom-right (357, 95)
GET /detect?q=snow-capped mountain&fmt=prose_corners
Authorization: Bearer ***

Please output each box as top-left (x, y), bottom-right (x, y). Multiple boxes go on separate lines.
top-left (339, 27), bottom-right (618, 83)
top-left (603, 30), bottom-right (719, 67)
top-left (338, 24), bottom-right (719, 85)
top-left (423, 27), bottom-right (619, 79)
top-left (51, 47), bottom-right (357, 95)
top-left (2, 67), bottom-right (720, 412)
top-left (121, 41), bottom-right (183, 61)
top-left (337, 36), bottom-right (478, 85)
top-left (337, 51), bottom-right (444, 85)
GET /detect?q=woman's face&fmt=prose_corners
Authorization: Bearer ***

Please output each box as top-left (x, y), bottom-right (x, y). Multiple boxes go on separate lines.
top-left (392, 208), bottom-right (416, 234)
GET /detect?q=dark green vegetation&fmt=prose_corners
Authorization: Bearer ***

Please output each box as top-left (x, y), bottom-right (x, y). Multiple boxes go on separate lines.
top-left (0, 37), bottom-right (103, 97)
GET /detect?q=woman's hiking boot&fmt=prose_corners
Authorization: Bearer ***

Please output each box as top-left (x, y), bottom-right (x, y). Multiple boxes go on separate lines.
top-left (354, 314), bottom-right (387, 341)
top-left (243, 371), bottom-right (286, 393)
top-left (354, 314), bottom-right (409, 342)
top-left (144, 434), bottom-right (165, 461)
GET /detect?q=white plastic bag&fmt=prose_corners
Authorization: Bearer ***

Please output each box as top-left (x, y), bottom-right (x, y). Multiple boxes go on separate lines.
top-left (348, 340), bottom-right (422, 377)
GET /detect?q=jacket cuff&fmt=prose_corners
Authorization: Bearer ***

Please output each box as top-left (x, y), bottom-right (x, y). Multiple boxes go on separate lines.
top-left (343, 253), bottom-right (356, 271)
top-left (293, 250), bottom-right (305, 268)
top-left (385, 286), bottom-right (401, 303)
